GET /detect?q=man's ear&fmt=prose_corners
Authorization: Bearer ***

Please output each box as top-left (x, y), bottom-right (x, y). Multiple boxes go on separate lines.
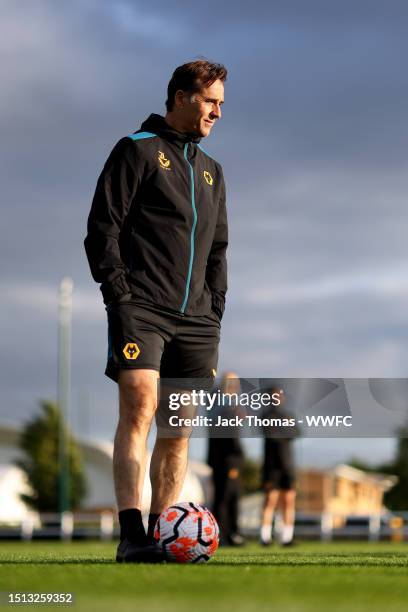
top-left (174, 89), bottom-right (185, 109)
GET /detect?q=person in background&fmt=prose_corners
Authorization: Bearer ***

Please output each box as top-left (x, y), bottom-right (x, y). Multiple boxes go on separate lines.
top-left (207, 372), bottom-right (245, 546)
top-left (260, 388), bottom-right (297, 546)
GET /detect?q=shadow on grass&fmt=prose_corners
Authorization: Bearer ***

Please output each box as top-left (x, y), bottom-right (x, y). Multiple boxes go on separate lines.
top-left (1, 552), bottom-right (407, 567)
top-left (0, 559), bottom-right (114, 565)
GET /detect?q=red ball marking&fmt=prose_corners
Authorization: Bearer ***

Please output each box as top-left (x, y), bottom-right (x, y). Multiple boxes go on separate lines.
top-left (169, 537), bottom-right (198, 561)
top-left (207, 537), bottom-right (219, 555)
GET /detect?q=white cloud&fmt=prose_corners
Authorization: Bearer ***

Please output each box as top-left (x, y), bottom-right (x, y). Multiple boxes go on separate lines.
top-left (246, 264), bottom-right (408, 305)
top-left (110, 1), bottom-right (183, 41)
top-left (1, 282), bottom-right (104, 320)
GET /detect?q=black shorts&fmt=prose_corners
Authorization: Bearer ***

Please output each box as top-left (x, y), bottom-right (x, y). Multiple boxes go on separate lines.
top-left (105, 299), bottom-right (221, 383)
top-left (262, 438), bottom-right (295, 490)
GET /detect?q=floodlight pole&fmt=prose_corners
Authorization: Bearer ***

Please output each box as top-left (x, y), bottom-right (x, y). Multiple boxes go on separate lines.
top-left (58, 277), bottom-right (73, 515)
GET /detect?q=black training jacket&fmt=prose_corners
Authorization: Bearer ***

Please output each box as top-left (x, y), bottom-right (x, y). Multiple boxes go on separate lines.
top-left (84, 114), bottom-right (228, 319)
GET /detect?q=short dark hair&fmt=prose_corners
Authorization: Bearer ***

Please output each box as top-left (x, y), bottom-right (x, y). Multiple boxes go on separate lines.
top-left (166, 60), bottom-right (227, 112)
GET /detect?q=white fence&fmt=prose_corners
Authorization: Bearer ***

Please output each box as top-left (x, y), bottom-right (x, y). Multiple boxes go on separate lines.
top-left (0, 512), bottom-right (116, 541)
top-left (238, 494), bottom-right (408, 541)
top-left (1, 509), bottom-right (408, 541)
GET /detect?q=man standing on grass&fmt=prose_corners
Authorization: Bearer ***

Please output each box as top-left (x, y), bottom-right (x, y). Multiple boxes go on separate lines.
top-left (84, 60), bottom-right (228, 562)
top-left (260, 389), bottom-right (298, 547)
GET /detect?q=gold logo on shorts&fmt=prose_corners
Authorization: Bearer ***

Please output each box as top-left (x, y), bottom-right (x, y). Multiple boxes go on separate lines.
top-left (123, 342), bottom-right (140, 360)
top-left (204, 170), bottom-right (213, 185)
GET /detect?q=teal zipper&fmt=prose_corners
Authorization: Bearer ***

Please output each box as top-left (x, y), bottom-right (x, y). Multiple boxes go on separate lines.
top-left (181, 143), bottom-right (197, 313)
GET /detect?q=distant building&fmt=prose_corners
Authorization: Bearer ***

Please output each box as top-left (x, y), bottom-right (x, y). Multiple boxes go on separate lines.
top-left (238, 463), bottom-right (398, 533)
top-left (296, 464), bottom-right (397, 519)
top-left (0, 466), bottom-right (33, 523)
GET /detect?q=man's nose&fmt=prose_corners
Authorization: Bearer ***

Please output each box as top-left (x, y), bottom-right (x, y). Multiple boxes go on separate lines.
top-left (211, 103), bottom-right (222, 119)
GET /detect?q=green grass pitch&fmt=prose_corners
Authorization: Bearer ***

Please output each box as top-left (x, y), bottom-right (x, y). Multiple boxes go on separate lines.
top-left (0, 541), bottom-right (407, 611)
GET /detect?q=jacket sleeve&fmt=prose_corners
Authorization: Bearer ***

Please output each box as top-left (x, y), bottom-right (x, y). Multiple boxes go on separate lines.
top-left (206, 170), bottom-right (228, 320)
top-left (84, 138), bottom-right (142, 305)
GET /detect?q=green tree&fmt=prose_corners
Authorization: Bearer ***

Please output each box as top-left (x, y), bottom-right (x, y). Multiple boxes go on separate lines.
top-left (383, 428), bottom-right (408, 511)
top-left (16, 401), bottom-right (87, 512)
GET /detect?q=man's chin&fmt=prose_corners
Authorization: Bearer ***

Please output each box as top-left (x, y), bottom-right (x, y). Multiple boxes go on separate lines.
top-left (199, 126), bottom-right (212, 138)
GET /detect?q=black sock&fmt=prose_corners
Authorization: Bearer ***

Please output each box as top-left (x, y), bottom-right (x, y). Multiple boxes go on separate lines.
top-left (147, 513), bottom-right (160, 542)
top-left (118, 509), bottom-right (146, 545)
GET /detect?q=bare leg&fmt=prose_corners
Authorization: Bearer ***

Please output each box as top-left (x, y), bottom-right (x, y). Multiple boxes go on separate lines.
top-left (260, 487), bottom-right (280, 544)
top-left (280, 489), bottom-right (296, 525)
top-left (113, 369), bottom-right (159, 511)
top-left (279, 489), bottom-right (296, 543)
top-left (149, 437), bottom-right (189, 513)
top-left (261, 488), bottom-right (280, 527)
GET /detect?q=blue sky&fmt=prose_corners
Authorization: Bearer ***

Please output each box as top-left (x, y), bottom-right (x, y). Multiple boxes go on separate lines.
top-left (1, 0), bottom-right (407, 466)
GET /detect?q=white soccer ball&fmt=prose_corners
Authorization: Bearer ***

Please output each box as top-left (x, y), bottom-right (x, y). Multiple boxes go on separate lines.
top-left (154, 502), bottom-right (219, 563)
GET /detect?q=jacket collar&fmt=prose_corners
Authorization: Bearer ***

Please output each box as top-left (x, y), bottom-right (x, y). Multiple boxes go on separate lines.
top-left (139, 113), bottom-right (201, 147)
